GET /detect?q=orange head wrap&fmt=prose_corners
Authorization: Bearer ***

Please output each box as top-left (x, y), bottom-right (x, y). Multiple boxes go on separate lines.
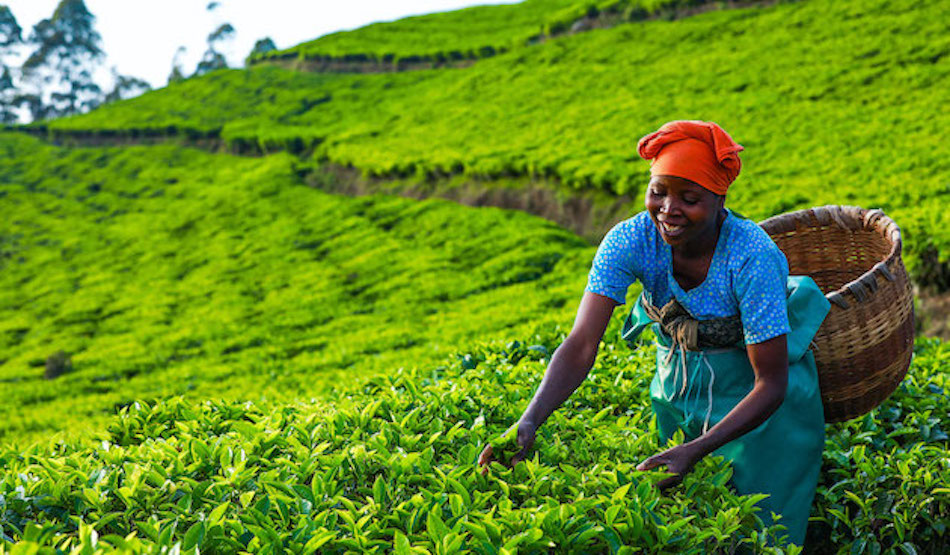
top-left (636, 120), bottom-right (744, 196)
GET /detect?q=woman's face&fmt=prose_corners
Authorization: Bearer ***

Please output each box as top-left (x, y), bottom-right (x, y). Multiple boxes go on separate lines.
top-left (644, 175), bottom-right (724, 249)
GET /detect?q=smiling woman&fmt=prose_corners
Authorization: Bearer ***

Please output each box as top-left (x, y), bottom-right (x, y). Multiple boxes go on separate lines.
top-left (480, 120), bottom-right (830, 547)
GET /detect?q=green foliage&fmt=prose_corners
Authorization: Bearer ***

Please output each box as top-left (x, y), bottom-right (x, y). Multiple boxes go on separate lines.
top-left (809, 337), bottom-right (950, 553)
top-left (248, 0), bottom-right (581, 65)
top-left (195, 23), bottom-right (235, 77)
top-left (488, 422), bottom-right (520, 465)
top-left (47, 0), bottom-right (950, 287)
top-left (246, 36), bottom-right (276, 64)
top-left (251, 0), bottom-right (722, 66)
top-left (0, 6), bottom-right (22, 48)
top-left (1, 0), bottom-right (948, 551)
top-left (0, 329), bottom-right (795, 553)
top-left (0, 132), bottom-right (590, 444)
top-left (0, 329), bottom-right (947, 552)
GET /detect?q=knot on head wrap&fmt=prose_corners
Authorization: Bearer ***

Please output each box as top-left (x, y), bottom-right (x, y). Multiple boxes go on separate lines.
top-left (637, 120), bottom-right (744, 196)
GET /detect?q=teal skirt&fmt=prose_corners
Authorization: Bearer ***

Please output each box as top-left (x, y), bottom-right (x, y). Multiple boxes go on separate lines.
top-left (622, 276), bottom-right (829, 546)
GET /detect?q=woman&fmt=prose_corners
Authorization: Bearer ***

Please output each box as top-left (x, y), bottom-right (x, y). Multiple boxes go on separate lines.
top-left (478, 120), bottom-right (828, 546)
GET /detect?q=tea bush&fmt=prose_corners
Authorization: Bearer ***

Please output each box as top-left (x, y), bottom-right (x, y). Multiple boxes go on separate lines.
top-left (43, 0), bottom-right (950, 287)
top-left (0, 133), bottom-right (593, 444)
top-left (249, 0), bottom-right (579, 65)
top-left (248, 0), bottom-right (701, 67)
top-left (0, 328), bottom-right (946, 553)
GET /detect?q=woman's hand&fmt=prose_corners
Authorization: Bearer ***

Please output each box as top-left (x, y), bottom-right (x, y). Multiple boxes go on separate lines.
top-left (478, 420), bottom-right (538, 473)
top-left (636, 442), bottom-right (705, 489)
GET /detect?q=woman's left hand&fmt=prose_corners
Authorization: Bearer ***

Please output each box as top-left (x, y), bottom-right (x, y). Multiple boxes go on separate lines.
top-left (636, 442), bottom-right (705, 490)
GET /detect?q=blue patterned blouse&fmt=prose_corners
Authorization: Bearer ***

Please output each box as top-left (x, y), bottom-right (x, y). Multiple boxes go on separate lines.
top-left (586, 209), bottom-right (791, 345)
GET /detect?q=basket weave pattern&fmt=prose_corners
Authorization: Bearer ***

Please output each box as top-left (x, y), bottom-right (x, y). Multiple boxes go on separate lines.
top-left (759, 206), bottom-right (915, 423)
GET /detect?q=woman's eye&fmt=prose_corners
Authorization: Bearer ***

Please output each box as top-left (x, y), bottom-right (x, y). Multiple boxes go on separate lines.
top-left (684, 198), bottom-right (699, 205)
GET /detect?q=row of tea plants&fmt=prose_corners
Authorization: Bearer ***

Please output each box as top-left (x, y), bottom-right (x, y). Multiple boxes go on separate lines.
top-left (0, 327), bottom-right (947, 552)
top-left (0, 133), bottom-right (590, 444)
top-left (247, 0), bottom-right (704, 67)
top-left (38, 0), bottom-right (950, 288)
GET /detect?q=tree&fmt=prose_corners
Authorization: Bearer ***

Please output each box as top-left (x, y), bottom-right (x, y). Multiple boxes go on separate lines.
top-left (0, 5), bottom-right (21, 48)
top-left (168, 45), bottom-right (187, 84)
top-left (194, 23), bottom-right (234, 76)
top-left (103, 67), bottom-right (150, 104)
top-left (0, 5), bottom-right (23, 123)
top-left (248, 37), bottom-right (276, 61)
top-left (0, 66), bottom-right (16, 124)
top-left (20, 0), bottom-right (104, 120)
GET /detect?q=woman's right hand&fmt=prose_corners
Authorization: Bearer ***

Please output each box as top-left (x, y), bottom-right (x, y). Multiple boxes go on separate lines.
top-left (478, 420), bottom-right (538, 473)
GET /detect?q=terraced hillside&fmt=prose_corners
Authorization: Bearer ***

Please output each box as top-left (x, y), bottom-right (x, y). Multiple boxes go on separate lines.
top-left (42, 0), bottom-right (950, 289)
top-left (0, 133), bottom-right (593, 445)
top-left (247, 0), bottom-right (707, 70)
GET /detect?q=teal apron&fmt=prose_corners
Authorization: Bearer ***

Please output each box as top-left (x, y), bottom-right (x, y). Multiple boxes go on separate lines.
top-left (621, 276), bottom-right (829, 546)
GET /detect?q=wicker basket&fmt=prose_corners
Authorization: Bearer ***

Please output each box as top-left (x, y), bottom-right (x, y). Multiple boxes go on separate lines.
top-left (759, 206), bottom-right (915, 423)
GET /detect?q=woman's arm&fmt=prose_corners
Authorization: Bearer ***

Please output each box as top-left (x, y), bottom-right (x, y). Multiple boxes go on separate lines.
top-left (637, 334), bottom-right (789, 487)
top-left (479, 291), bottom-right (618, 467)
top-left (519, 291), bottom-right (619, 429)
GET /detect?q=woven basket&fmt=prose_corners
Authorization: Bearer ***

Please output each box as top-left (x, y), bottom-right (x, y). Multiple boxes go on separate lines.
top-left (759, 206), bottom-right (915, 423)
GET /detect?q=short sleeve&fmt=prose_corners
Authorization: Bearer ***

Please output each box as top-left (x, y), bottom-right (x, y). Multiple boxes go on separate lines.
top-left (585, 219), bottom-right (641, 305)
top-left (735, 238), bottom-right (791, 344)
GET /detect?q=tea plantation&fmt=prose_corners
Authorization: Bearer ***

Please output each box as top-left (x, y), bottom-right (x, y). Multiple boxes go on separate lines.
top-left (42, 0), bottom-right (950, 288)
top-left (2, 0), bottom-right (949, 551)
top-left (248, 0), bottom-right (702, 67)
top-left (0, 133), bottom-right (591, 444)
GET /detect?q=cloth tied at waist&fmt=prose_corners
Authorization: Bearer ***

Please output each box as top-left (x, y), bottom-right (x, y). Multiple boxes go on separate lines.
top-left (638, 295), bottom-right (744, 351)
top-left (624, 276), bottom-right (831, 437)
top-left (639, 295), bottom-right (745, 434)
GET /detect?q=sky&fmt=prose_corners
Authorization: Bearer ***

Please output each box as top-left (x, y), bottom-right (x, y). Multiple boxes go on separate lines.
top-left (3, 0), bottom-right (520, 88)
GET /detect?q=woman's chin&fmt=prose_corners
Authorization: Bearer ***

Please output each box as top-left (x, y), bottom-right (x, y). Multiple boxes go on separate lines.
top-left (658, 229), bottom-right (688, 246)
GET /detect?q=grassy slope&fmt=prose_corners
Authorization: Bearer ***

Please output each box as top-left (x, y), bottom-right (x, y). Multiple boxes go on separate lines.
top-left (249, 0), bottom-right (688, 63)
top-left (251, 0), bottom-right (579, 62)
top-left (0, 133), bottom-right (600, 445)
top-left (47, 0), bottom-right (950, 285)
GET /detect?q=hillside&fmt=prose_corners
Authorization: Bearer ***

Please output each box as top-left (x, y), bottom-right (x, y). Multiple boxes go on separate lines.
top-left (41, 0), bottom-right (950, 289)
top-left (0, 133), bottom-right (592, 444)
top-left (249, 0), bottom-right (579, 68)
top-left (247, 0), bottom-right (705, 70)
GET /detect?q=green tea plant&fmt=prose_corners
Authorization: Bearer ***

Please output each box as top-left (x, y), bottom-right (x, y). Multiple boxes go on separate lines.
top-left (0, 327), bottom-right (946, 553)
top-left (249, 0), bottom-right (579, 65)
top-left (0, 0), bottom-right (947, 550)
top-left (809, 336), bottom-right (950, 553)
top-left (0, 327), bottom-right (795, 553)
top-left (41, 0), bottom-right (950, 287)
top-left (0, 132), bottom-right (594, 445)
top-left (247, 0), bottom-right (702, 67)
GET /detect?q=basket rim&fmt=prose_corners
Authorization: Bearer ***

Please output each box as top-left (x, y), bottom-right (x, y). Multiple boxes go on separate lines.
top-left (759, 205), bottom-right (904, 309)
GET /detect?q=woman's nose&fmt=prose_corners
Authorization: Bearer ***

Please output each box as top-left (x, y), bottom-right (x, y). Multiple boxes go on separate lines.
top-left (660, 197), bottom-right (679, 215)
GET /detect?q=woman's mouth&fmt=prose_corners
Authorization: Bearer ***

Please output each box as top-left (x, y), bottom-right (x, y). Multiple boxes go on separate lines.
top-left (659, 221), bottom-right (686, 237)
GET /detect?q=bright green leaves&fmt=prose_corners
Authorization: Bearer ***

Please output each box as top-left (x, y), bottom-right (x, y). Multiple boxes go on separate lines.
top-left (0, 328), bottom-right (819, 553)
top-left (488, 425), bottom-right (520, 467)
top-left (0, 134), bottom-right (587, 444)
